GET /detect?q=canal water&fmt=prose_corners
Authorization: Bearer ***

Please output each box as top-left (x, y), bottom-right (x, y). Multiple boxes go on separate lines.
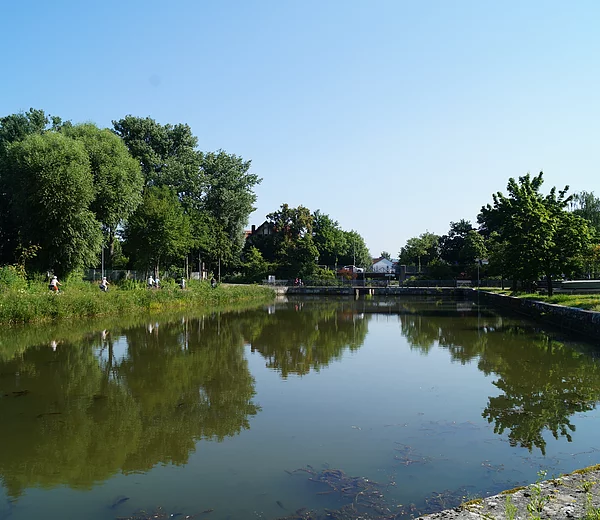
top-left (1, 297), bottom-right (600, 520)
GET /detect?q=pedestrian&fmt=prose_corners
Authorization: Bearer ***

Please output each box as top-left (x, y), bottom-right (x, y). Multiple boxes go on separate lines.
top-left (49, 275), bottom-right (61, 293)
top-left (179, 277), bottom-right (186, 290)
top-left (147, 275), bottom-right (154, 289)
top-left (211, 276), bottom-right (217, 288)
top-left (99, 276), bottom-right (109, 292)
top-left (154, 276), bottom-right (160, 289)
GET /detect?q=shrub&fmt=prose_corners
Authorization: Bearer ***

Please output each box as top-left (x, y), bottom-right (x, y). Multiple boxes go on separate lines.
top-left (0, 266), bottom-right (27, 291)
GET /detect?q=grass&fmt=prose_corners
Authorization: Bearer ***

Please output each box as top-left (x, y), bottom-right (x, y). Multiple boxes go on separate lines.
top-left (479, 288), bottom-right (600, 312)
top-left (0, 279), bottom-right (275, 324)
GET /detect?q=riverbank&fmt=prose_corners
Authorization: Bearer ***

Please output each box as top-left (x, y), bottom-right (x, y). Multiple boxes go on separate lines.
top-left (0, 281), bottom-right (275, 324)
top-left (481, 289), bottom-right (600, 312)
top-left (417, 465), bottom-right (600, 520)
top-left (475, 290), bottom-right (600, 341)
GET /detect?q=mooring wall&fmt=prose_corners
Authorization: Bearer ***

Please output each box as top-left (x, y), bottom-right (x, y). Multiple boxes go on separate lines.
top-left (473, 290), bottom-right (600, 341)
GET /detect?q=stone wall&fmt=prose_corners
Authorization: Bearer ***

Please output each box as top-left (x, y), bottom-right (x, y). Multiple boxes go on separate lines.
top-left (473, 290), bottom-right (600, 341)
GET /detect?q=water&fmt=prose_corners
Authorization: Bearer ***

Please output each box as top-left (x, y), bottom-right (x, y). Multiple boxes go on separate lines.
top-left (1, 297), bottom-right (599, 520)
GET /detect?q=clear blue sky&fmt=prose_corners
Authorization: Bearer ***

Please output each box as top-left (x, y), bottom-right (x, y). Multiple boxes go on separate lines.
top-left (2, 1), bottom-right (599, 257)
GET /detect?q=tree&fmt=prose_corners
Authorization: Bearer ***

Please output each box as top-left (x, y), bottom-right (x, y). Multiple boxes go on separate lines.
top-left (112, 116), bottom-right (201, 191)
top-left (64, 124), bottom-right (143, 262)
top-left (439, 220), bottom-right (474, 266)
top-left (1, 132), bottom-right (102, 277)
top-left (123, 186), bottom-right (192, 275)
top-left (398, 232), bottom-right (440, 272)
top-left (200, 151), bottom-right (261, 268)
top-left (0, 109), bottom-right (55, 265)
top-left (570, 191), bottom-right (600, 235)
top-left (478, 172), bottom-right (592, 295)
top-left (312, 210), bottom-right (347, 268)
top-left (340, 230), bottom-right (371, 268)
top-left (262, 204), bottom-right (318, 278)
top-left (380, 251), bottom-right (391, 260)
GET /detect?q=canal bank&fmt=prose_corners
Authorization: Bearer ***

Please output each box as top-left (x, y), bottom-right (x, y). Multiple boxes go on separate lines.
top-left (417, 465), bottom-right (600, 520)
top-left (474, 290), bottom-right (600, 341)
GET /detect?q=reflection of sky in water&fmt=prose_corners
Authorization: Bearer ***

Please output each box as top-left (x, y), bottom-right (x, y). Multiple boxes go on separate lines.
top-left (1, 300), bottom-right (600, 520)
top-left (95, 334), bottom-right (129, 364)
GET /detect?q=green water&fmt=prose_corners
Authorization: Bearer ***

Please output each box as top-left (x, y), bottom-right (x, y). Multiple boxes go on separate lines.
top-left (1, 297), bottom-right (599, 520)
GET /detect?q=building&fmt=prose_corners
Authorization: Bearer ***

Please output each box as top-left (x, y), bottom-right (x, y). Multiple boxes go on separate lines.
top-left (372, 257), bottom-right (396, 273)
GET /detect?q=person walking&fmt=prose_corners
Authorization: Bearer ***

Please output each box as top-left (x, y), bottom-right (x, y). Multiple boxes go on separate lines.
top-left (99, 276), bottom-right (109, 292)
top-left (147, 275), bottom-right (154, 289)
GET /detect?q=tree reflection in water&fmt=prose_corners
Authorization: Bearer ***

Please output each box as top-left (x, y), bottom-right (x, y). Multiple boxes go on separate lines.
top-left (0, 301), bottom-right (369, 497)
top-left (0, 315), bottom-right (259, 497)
top-left (397, 299), bottom-right (600, 455)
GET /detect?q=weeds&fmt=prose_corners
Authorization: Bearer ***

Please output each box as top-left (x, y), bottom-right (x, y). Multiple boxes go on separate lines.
top-left (505, 494), bottom-right (518, 520)
top-left (0, 280), bottom-right (275, 324)
top-left (526, 471), bottom-right (550, 518)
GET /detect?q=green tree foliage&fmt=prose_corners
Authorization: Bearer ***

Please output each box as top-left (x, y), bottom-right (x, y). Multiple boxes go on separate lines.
top-left (0, 109), bottom-right (57, 264)
top-left (112, 115), bottom-right (201, 190)
top-left (63, 124), bottom-right (143, 260)
top-left (479, 173), bottom-right (592, 295)
top-left (339, 230), bottom-right (371, 269)
top-left (113, 116), bottom-right (261, 274)
top-left (241, 246), bottom-right (272, 282)
top-left (439, 220), bottom-right (474, 266)
top-left (571, 191), bottom-right (600, 235)
top-left (398, 232), bottom-right (440, 271)
top-left (380, 251), bottom-right (391, 260)
top-left (312, 210), bottom-right (347, 268)
top-left (200, 151), bottom-right (261, 268)
top-left (123, 186), bottom-right (192, 274)
top-left (2, 132), bottom-right (102, 277)
top-left (262, 204), bottom-right (319, 278)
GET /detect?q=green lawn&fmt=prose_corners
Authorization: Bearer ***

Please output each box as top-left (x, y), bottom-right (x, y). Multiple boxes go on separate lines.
top-left (480, 288), bottom-right (600, 312)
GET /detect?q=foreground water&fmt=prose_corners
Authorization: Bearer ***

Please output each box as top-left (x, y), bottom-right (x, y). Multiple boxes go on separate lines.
top-left (1, 297), bottom-right (600, 520)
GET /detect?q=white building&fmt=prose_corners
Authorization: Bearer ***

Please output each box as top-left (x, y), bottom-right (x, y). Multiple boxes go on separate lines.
top-left (372, 257), bottom-right (395, 273)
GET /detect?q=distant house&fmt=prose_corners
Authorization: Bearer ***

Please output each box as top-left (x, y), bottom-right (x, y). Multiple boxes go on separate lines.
top-left (245, 221), bottom-right (274, 244)
top-left (372, 257), bottom-right (395, 273)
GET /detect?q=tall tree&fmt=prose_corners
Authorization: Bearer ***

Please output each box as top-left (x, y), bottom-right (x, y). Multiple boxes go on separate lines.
top-left (380, 251), bottom-right (391, 260)
top-left (340, 230), bottom-right (371, 269)
top-left (439, 220), bottom-right (474, 266)
top-left (478, 172), bottom-right (592, 295)
top-left (312, 210), bottom-right (347, 268)
top-left (1, 132), bottom-right (102, 277)
top-left (64, 124), bottom-right (143, 261)
top-left (398, 232), bottom-right (440, 272)
top-left (200, 151), bottom-right (261, 268)
top-left (263, 204), bottom-right (318, 278)
top-left (570, 191), bottom-right (600, 235)
top-left (112, 116), bottom-right (201, 191)
top-left (123, 186), bottom-right (192, 275)
top-left (0, 109), bottom-right (54, 264)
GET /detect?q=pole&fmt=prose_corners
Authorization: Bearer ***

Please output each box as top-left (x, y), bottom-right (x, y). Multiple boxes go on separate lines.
top-left (101, 244), bottom-right (104, 280)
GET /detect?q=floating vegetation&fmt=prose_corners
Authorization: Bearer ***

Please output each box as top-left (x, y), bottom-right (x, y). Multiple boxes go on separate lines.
top-left (281, 466), bottom-right (396, 520)
top-left (422, 486), bottom-right (473, 512)
top-left (393, 443), bottom-right (432, 466)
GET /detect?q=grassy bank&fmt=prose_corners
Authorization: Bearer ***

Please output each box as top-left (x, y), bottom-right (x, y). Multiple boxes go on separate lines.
top-left (480, 288), bottom-right (600, 312)
top-left (0, 280), bottom-right (275, 324)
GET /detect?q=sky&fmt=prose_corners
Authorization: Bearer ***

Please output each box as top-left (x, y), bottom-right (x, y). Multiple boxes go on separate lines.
top-left (2, 0), bottom-right (599, 257)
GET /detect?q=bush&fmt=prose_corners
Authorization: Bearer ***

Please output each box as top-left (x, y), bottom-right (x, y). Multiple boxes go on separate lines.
top-left (0, 266), bottom-right (27, 291)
